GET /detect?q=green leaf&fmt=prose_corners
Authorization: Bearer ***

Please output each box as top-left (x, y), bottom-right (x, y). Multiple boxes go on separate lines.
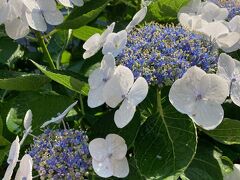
top-left (0, 37), bottom-right (23, 64)
top-left (6, 108), bottom-right (22, 134)
top-left (89, 110), bottom-right (141, 148)
top-left (145, 0), bottom-right (189, 22)
top-left (134, 106), bottom-right (197, 179)
top-left (204, 118), bottom-right (240, 145)
top-left (58, 0), bottom-right (111, 29)
top-left (1, 92), bottom-right (74, 133)
top-left (48, 30), bottom-right (71, 67)
top-left (0, 136), bottom-right (10, 165)
top-left (32, 61), bottom-right (89, 96)
top-left (73, 26), bottom-right (103, 41)
top-left (0, 136), bottom-right (10, 147)
top-left (0, 116), bottom-right (3, 135)
top-left (0, 70), bottom-right (50, 91)
top-left (185, 139), bottom-right (232, 180)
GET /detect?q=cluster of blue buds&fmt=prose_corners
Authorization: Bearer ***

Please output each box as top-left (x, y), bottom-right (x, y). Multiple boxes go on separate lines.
top-left (116, 22), bottom-right (219, 87)
top-left (28, 129), bottom-right (92, 180)
top-left (210, 0), bottom-right (240, 20)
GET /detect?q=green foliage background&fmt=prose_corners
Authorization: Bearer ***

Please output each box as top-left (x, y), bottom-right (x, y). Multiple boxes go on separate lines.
top-left (0, 0), bottom-right (239, 179)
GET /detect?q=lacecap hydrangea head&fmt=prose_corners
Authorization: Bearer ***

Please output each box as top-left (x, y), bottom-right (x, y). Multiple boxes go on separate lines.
top-left (28, 129), bottom-right (92, 180)
top-left (116, 22), bottom-right (219, 87)
top-left (209, 0), bottom-right (240, 20)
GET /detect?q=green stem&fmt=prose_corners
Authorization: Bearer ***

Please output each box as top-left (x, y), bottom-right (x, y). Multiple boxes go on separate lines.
top-left (156, 88), bottom-right (164, 119)
top-left (79, 93), bottom-right (85, 116)
top-left (36, 32), bottom-right (56, 69)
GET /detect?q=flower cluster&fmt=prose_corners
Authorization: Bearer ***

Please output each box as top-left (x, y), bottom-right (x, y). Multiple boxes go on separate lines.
top-left (178, 0), bottom-right (240, 52)
top-left (116, 23), bottom-right (219, 87)
top-left (209, 0), bottom-right (240, 20)
top-left (0, 0), bottom-right (84, 40)
top-left (28, 129), bottom-right (92, 179)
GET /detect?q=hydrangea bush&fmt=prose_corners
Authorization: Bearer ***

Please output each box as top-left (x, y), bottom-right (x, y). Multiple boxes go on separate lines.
top-left (1, 0), bottom-right (240, 180)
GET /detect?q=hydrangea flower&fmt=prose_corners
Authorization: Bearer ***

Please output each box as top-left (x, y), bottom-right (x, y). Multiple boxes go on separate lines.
top-left (209, 0), bottom-right (240, 20)
top-left (116, 23), bottom-right (219, 87)
top-left (89, 134), bottom-right (129, 178)
top-left (169, 66), bottom-right (229, 130)
top-left (28, 129), bottom-right (92, 179)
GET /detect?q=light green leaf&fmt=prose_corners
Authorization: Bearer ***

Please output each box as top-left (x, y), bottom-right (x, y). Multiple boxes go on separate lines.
top-left (145, 0), bottom-right (189, 22)
top-left (0, 71), bottom-right (50, 91)
top-left (73, 26), bottom-right (103, 41)
top-left (58, 0), bottom-right (111, 29)
top-left (204, 118), bottom-right (240, 145)
top-left (134, 105), bottom-right (197, 179)
top-left (32, 61), bottom-right (89, 96)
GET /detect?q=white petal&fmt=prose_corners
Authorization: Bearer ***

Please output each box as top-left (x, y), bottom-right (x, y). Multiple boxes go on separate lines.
top-left (106, 134), bottom-right (127, 160)
top-left (127, 77), bottom-right (148, 106)
top-left (228, 15), bottom-right (240, 32)
top-left (178, 13), bottom-right (207, 31)
top-left (5, 18), bottom-right (30, 39)
top-left (25, 10), bottom-right (47, 32)
top-left (56, 0), bottom-right (73, 7)
top-left (112, 157), bottom-right (129, 178)
top-left (198, 21), bottom-right (229, 40)
top-left (22, 0), bottom-right (39, 11)
top-left (103, 65), bottom-right (134, 108)
top-left (15, 154), bottom-right (33, 180)
top-left (7, 136), bottom-right (20, 165)
top-left (71, 0), bottom-right (84, 7)
top-left (201, 2), bottom-right (228, 22)
top-left (231, 80), bottom-right (240, 107)
top-left (36, 0), bottom-right (56, 11)
top-left (24, 110), bottom-right (32, 130)
top-left (87, 85), bottom-right (105, 108)
top-left (217, 32), bottom-right (240, 51)
top-left (190, 101), bottom-right (224, 130)
top-left (0, 1), bottom-right (9, 24)
top-left (100, 22), bottom-right (115, 44)
top-left (43, 10), bottom-right (64, 25)
top-left (101, 53), bottom-right (116, 75)
top-left (114, 100), bottom-right (136, 128)
top-left (2, 163), bottom-right (16, 180)
top-left (102, 30), bottom-right (128, 57)
top-left (169, 66), bottom-right (206, 114)
top-left (199, 74), bottom-right (229, 104)
top-left (178, 0), bottom-right (202, 15)
top-left (126, 7), bottom-right (147, 32)
top-left (89, 138), bottom-right (108, 161)
top-left (92, 158), bottom-right (113, 178)
top-left (88, 68), bottom-right (105, 89)
top-left (217, 53), bottom-right (235, 82)
top-left (83, 33), bottom-right (101, 59)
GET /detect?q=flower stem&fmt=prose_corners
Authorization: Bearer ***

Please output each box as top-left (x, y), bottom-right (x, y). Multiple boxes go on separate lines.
top-left (156, 88), bottom-right (164, 119)
top-left (35, 31), bottom-right (56, 69)
top-left (79, 93), bottom-right (85, 116)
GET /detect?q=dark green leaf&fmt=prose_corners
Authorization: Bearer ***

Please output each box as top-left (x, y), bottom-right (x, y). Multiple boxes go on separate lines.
top-left (48, 30), bottom-right (71, 67)
top-left (32, 61), bottom-right (89, 96)
top-left (0, 37), bottom-right (23, 64)
top-left (204, 118), bottom-right (240, 145)
top-left (89, 110), bottom-right (141, 148)
top-left (0, 71), bottom-right (50, 91)
top-left (134, 106), bottom-right (197, 179)
top-left (2, 92), bottom-right (74, 133)
top-left (185, 139), bottom-right (232, 180)
top-left (58, 0), bottom-right (111, 29)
